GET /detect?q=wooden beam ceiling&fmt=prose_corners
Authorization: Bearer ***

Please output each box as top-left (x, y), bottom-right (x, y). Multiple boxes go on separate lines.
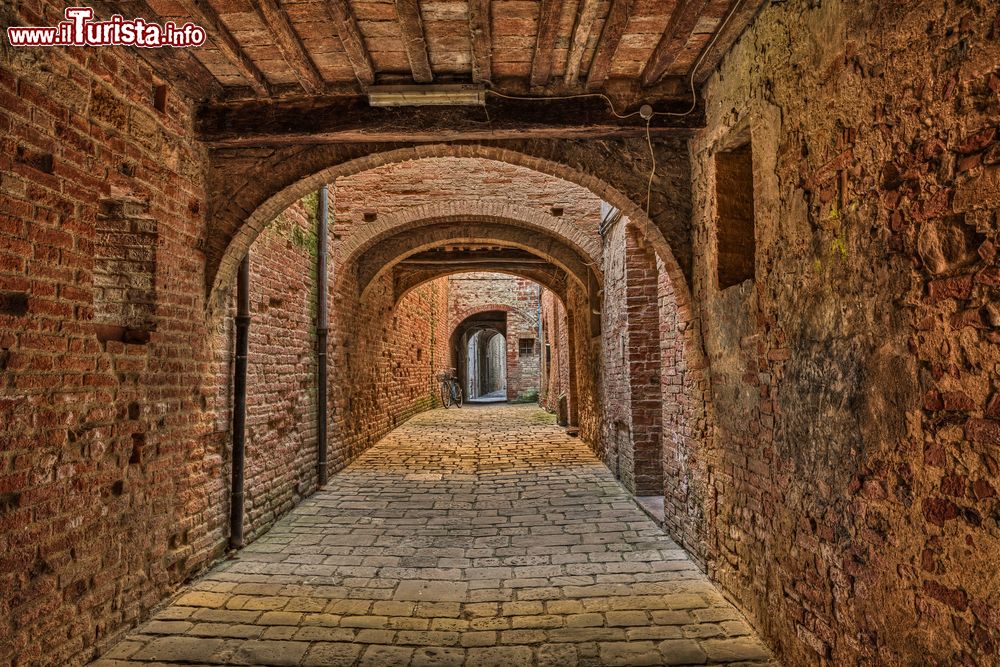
top-left (394, 0), bottom-right (434, 83)
top-left (90, 1), bottom-right (222, 100)
top-left (641, 0), bottom-right (713, 87)
top-left (324, 0), bottom-right (376, 87)
top-left (529, 0), bottom-right (562, 88)
top-left (172, 0), bottom-right (271, 96)
top-left (693, 0), bottom-right (767, 84)
top-left (585, 0), bottom-right (630, 89)
top-left (468, 0), bottom-right (493, 84)
top-left (96, 0), bottom-right (761, 113)
top-left (254, 0), bottom-right (325, 93)
top-left (196, 95), bottom-right (703, 146)
top-left (564, 0), bottom-right (602, 85)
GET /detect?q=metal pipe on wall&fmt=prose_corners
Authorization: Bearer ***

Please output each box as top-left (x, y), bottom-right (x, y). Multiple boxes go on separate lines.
top-left (316, 185), bottom-right (330, 486)
top-left (230, 255), bottom-right (250, 550)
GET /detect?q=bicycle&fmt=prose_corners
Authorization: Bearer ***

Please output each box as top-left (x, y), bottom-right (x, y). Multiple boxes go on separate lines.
top-left (438, 369), bottom-right (463, 408)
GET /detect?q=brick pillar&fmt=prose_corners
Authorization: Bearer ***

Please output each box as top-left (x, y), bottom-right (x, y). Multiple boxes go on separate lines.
top-left (624, 227), bottom-right (664, 495)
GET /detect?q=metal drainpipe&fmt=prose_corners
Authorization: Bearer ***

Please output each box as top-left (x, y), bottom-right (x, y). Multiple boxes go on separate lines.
top-left (537, 285), bottom-right (543, 400)
top-left (316, 186), bottom-right (330, 487)
top-left (230, 255), bottom-right (250, 550)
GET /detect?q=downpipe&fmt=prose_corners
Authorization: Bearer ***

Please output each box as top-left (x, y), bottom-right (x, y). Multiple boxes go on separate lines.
top-left (230, 255), bottom-right (250, 550)
top-left (316, 186), bottom-right (330, 487)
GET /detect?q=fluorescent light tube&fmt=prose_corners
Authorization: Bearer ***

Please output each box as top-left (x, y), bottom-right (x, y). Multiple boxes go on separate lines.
top-left (367, 84), bottom-right (486, 107)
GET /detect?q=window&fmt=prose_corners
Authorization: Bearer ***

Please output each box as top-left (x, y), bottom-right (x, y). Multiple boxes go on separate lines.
top-left (715, 138), bottom-right (755, 289)
top-left (519, 338), bottom-right (535, 356)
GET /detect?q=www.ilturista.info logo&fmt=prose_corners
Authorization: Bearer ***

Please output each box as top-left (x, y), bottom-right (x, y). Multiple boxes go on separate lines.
top-left (6, 7), bottom-right (206, 48)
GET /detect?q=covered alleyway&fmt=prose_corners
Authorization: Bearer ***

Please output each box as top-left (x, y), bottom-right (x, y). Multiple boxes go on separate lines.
top-left (95, 405), bottom-right (772, 667)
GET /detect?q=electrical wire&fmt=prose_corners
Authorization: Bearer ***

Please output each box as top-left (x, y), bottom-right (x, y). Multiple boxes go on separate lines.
top-left (482, 0), bottom-right (747, 214)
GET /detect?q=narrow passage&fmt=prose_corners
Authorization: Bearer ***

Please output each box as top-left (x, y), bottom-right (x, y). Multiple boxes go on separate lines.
top-left (96, 405), bottom-right (775, 666)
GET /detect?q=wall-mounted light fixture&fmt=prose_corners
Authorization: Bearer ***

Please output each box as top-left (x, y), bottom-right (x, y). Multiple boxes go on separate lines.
top-left (367, 84), bottom-right (486, 107)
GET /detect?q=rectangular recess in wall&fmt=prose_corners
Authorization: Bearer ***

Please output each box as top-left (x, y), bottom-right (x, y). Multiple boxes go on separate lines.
top-left (519, 338), bottom-right (536, 356)
top-left (715, 139), bottom-right (756, 290)
top-left (94, 195), bottom-right (157, 339)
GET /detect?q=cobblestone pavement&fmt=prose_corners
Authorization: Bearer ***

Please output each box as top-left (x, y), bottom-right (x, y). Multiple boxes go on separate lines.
top-left (95, 405), bottom-right (776, 666)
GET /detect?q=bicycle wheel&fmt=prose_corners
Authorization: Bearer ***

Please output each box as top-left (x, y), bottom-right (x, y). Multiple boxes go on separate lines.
top-left (453, 384), bottom-right (463, 408)
top-left (440, 381), bottom-right (451, 408)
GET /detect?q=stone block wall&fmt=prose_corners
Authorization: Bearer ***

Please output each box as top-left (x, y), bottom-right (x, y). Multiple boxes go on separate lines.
top-left (688, 1), bottom-right (1000, 663)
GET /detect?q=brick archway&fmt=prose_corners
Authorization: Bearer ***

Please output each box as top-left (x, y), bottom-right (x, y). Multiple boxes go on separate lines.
top-left (337, 201), bottom-right (602, 270)
top-left (206, 146), bottom-right (692, 325)
top-left (449, 304), bottom-right (536, 335)
top-left (349, 221), bottom-right (594, 300)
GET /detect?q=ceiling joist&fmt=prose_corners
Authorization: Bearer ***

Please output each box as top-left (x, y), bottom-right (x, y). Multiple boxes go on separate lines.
top-left (564, 0), bottom-right (602, 85)
top-left (529, 0), bottom-right (562, 88)
top-left (325, 0), bottom-right (376, 87)
top-left (172, 0), bottom-right (272, 96)
top-left (253, 0), bottom-right (325, 93)
top-left (468, 0), bottom-right (493, 84)
top-left (641, 0), bottom-right (713, 87)
top-left (394, 0), bottom-right (434, 83)
top-left (586, 0), bottom-right (630, 89)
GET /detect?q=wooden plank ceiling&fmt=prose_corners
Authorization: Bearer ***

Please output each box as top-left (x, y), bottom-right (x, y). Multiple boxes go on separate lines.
top-left (124, 0), bottom-right (762, 99)
top-left (110, 0), bottom-right (766, 141)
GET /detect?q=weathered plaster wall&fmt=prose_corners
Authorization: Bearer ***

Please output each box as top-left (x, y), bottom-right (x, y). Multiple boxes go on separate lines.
top-left (690, 1), bottom-right (1000, 663)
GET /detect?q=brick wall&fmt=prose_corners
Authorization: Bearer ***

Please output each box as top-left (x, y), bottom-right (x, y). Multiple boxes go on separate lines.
top-left (332, 157), bottom-right (602, 251)
top-left (330, 260), bottom-right (450, 468)
top-left (600, 217), bottom-right (632, 478)
top-left (242, 202), bottom-right (320, 541)
top-left (624, 227), bottom-right (664, 496)
top-left (447, 273), bottom-right (541, 401)
top-left (599, 218), bottom-right (667, 495)
top-left (0, 4), bottom-right (220, 663)
top-left (689, 1), bottom-right (1000, 663)
top-left (567, 282), bottom-right (601, 447)
top-left (657, 253), bottom-right (709, 564)
top-left (539, 290), bottom-right (569, 416)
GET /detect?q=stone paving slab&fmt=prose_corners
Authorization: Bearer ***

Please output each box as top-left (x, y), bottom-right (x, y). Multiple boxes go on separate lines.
top-left (93, 405), bottom-right (777, 666)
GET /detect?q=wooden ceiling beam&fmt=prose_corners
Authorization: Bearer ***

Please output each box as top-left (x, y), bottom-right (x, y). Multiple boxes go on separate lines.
top-left (253, 0), bottom-right (324, 93)
top-left (468, 0), bottom-right (493, 84)
top-left (325, 0), bottom-right (376, 87)
top-left (529, 0), bottom-right (562, 88)
top-left (89, 1), bottom-right (222, 100)
top-left (693, 0), bottom-right (768, 84)
top-left (196, 95), bottom-right (703, 146)
top-left (641, 0), bottom-right (713, 87)
top-left (394, 0), bottom-right (434, 83)
top-left (585, 0), bottom-right (630, 89)
top-left (172, 0), bottom-right (271, 96)
top-left (563, 0), bottom-right (601, 85)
